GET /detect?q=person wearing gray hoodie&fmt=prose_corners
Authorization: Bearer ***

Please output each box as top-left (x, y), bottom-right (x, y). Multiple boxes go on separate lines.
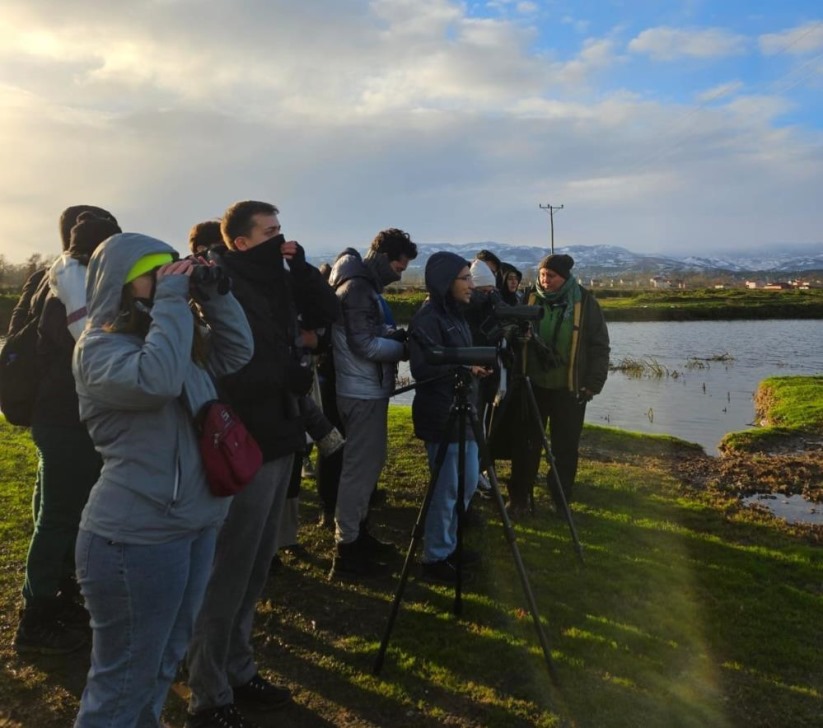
top-left (71, 233), bottom-right (253, 728)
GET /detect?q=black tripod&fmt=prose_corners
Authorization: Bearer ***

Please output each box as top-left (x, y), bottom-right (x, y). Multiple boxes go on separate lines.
top-left (373, 367), bottom-right (560, 685)
top-left (487, 339), bottom-right (584, 564)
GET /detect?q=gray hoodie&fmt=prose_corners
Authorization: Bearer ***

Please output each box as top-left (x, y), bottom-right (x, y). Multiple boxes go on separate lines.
top-left (73, 233), bottom-right (254, 543)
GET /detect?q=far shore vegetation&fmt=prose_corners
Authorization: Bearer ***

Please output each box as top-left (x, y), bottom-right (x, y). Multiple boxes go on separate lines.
top-left (3, 285), bottom-right (823, 334)
top-left (1, 374), bottom-right (821, 727)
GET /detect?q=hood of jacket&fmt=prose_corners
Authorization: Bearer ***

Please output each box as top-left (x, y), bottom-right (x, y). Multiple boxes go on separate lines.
top-left (329, 247), bottom-right (399, 292)
top-left (329, 248), bottom-right (371, 288)
top-left (85, 233), bottom-right (178, 329)
top-left (424, 251), bottom-right (469, 309)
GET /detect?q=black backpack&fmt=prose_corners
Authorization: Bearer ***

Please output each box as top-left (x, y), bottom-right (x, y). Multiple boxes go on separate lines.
top-left (0, 272), bottom-right (48, 426)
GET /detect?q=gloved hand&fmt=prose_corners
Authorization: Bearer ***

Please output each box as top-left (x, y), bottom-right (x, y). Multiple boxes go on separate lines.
top-left (286, 360), bottom-right (313, 396)
top-left (577, 388), bottom-right (594, 404)
top-left (385, 328), bottom-right (408, 344)
top-left (285, 241), bottom-right (307, 275)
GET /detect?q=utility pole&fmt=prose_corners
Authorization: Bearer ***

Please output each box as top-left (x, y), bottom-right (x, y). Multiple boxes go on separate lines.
top-left (539, 203), bottom-right (564, 254)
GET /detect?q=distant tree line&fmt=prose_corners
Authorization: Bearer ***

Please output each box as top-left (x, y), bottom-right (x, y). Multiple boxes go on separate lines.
top-left (0, 253), bottom-right (57, 293)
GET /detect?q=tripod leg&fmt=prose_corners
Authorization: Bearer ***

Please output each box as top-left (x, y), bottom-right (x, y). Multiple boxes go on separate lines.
top-left (521, 378), bottom-right (585, 565)
top-left (453, 405), bottom-right (467, 617)
top-left (373, 410), bottom-right (459, 675)
top-left (468, 405), bottom-right (561, 687)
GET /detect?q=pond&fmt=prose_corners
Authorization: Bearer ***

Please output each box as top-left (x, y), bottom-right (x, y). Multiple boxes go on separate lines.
top-left (395, 319), bottom-right (823, 454)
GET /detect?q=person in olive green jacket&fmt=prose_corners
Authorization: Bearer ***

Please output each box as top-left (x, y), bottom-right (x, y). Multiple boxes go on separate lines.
top-left (507, 254), bottom-right (610, 516)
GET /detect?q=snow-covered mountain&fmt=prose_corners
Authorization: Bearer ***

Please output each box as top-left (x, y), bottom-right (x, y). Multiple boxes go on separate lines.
top-left (397, 242), bottom-right (823, 276)
top-left (310, 241), bottom-right (823, 276)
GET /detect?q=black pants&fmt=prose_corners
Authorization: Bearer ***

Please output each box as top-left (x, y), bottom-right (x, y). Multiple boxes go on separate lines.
top-left (508, 385), bottom-right (586, 509)
top-left (316, 376), bottom-right (344, 514)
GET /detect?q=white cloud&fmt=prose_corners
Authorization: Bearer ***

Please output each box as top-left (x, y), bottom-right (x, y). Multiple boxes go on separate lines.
top-left (628, 26), bottom-right (747, 61)
top-left (760, 21), bottom-right (823, 55)
top-left (0, 1), bottom-right (820, 262)
top-left (695, 81), bottom-right (743, 103)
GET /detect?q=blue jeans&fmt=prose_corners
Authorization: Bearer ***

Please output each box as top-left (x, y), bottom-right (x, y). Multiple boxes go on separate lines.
top-left (423, 441), bottom-right (479, 563)
top-left (74, 527), bottom-right (218, 728)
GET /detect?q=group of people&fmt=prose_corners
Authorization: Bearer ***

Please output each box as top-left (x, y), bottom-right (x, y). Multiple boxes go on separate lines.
top-left (4, 201), bottom-right (609, 727)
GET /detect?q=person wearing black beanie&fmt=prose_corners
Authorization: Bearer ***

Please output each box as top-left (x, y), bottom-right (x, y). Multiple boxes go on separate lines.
top-left (13, 205), bottom-right (119, 656)
top-left (503, 252), bottom-right (610, 517)
top-left (69, 211), bottom-right (122, 264)
top-left (59, 205), bottom-right (118, 251)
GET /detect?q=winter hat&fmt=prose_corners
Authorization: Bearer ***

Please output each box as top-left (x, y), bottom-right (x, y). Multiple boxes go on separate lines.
top-left (69, 211), bottom-right (122, 263)
top-left (470, 259), bottom-right (496, 287)
top-left (538, 254), bottom-right (574, 280)
top-left (59, 205), bottom-right (118, 250)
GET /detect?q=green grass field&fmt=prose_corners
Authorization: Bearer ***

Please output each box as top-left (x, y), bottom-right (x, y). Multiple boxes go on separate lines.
top-left (1, 404), bottom-right (821, 727)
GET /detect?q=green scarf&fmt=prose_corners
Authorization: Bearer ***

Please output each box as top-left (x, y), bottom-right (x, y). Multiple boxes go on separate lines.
top-left (527, 276), bottom-right (582, 389)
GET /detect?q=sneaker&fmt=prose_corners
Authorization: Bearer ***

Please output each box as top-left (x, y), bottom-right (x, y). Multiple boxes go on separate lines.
top-left (421, 559), bottom-right (472, 585)
top-left (13, 611), bottom-right (87, 655)
top-left (186, 703), bottom-right (259, 728)
top-left (232, 673), bottom-right (292, 711)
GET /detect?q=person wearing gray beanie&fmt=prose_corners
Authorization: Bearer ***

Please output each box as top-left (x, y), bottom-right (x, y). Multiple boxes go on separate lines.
top-left (470, 259), bottom-right (496, 289)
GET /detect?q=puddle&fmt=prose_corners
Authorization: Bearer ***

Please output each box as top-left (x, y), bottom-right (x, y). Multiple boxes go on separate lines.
top-left (742, 494), bottom-right (823, 525)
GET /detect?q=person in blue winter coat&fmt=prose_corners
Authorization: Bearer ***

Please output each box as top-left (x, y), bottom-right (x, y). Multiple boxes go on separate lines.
top-left (71, 233), bottom-right (253, 728)
top-left (408, 252), bottom-right (493, 584)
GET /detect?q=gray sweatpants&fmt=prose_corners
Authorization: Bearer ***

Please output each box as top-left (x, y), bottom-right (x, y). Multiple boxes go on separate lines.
top-left (334, 396), bottom-right (389, 544)
top-left (186, 454), bottom-right (293, 712)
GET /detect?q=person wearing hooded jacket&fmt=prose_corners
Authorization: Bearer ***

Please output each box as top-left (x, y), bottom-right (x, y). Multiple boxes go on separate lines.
top-left (328, 228), bottom-right (417, 578)
top-left (71, 233), bottom-right (253, 727)
top-left (409, 252), bottom-right (492, 584)
top-left (507, 253), bottom-right (609, 515)
top-left (13, 206), bottom-right (121, 657)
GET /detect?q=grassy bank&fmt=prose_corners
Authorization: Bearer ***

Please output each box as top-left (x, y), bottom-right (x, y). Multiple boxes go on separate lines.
top-left (721, 376), bottom-right (823, 453)
top-left (1, 411), bottom-right (821, 727)
top-left (382, 288), bottom-right (823, 324)
top-left (1, 292), bottom-right (18, 333)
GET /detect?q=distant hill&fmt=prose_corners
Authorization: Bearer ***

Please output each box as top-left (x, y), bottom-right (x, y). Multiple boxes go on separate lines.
top-left (312, 242), bottom-right (823, 278)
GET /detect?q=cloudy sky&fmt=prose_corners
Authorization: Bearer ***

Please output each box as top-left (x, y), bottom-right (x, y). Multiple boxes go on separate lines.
top-left (1, 0), bottom-right (822, 262)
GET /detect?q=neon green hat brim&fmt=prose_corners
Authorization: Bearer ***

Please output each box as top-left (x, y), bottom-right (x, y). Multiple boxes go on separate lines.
top-left (125, 253), bottom-right (175, 284)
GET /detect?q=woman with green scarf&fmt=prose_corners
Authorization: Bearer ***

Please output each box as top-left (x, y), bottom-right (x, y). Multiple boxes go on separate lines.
top-left (507, 254), bottom-right (610, 516)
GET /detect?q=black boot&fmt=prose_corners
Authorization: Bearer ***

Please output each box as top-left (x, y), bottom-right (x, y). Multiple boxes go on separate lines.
top-left (357, 523), bottom-right (397, 562)
top-left (329, 539), bottom-right (371, 579)
top-left (14, 598), bottom-right (88, 655)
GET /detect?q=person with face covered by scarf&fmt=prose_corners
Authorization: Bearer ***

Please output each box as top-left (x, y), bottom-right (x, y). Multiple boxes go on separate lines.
top-left (327, 228), bottom-right (418, 579)
top-left (507, 254), bottom-right (610, 517)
